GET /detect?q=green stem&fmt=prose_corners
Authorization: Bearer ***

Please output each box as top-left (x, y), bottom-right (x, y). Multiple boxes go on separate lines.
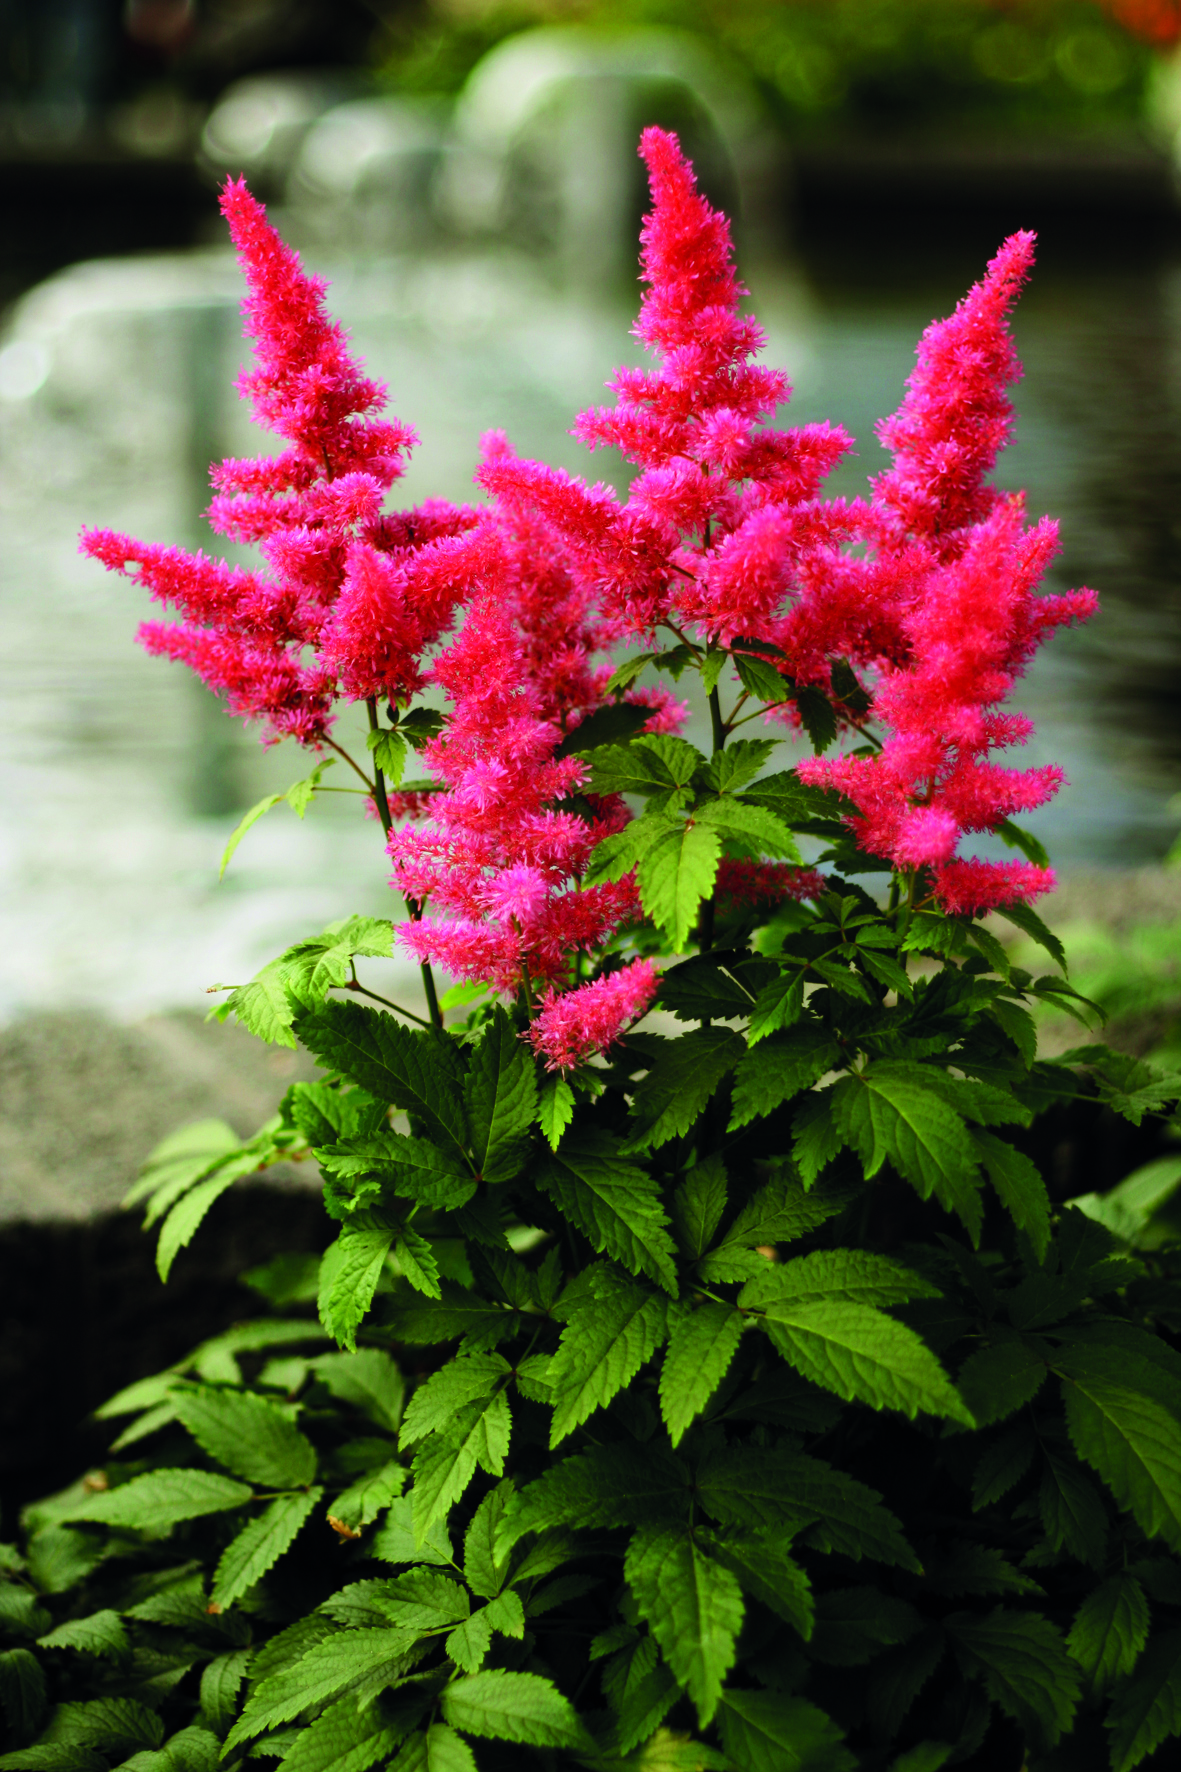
top-left (343, 970), bottom-right (432, 1029)
top-left (420, 961), bottom-right (443, 1032)
top-left (366, 698), bottom-right (392, 836)
top-left (323, 736), bottom-right (376, 794)
top-left (708, 685), bottom-right (727, 756)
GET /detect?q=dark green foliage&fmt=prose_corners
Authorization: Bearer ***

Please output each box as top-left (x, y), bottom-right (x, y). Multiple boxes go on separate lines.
top-left (13, 762), bottom-right (1181, 1771)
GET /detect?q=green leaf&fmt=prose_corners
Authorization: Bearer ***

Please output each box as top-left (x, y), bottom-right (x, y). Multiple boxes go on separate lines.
top-left (748, 972), bottom-right (805, 1045)
top-left (636, 819), bottom-right (721, 952)
top-left (890, 1745), bottom-right (953, 1772)
top-left (989, 996), bottom-right (1038, 1066)
top-left (695, 1446), bottom-right (919, 1570)
top-left (971, 1129), bottom-right (1051, 1261)
top-left (716, 1688), bottom-right (855, 1772)
top-left (440, 1669), bottom-right (590, 1748)
top-left (624, 1028), bottom-right (744, 1153)
top-left (1039, 1450), bottom-right (1109, 1569)
top-left (918, 1541), bottom-right (1042, 1599)
top-left (809, 1585), bottom-right (921, 1665)
top-left (605, 653), bottom-right (660, 695)
top-left (214, 960), bottom-right (297, 1048)
top-left (0, 1649), bottom-right (46, 1737)
top-left (330, 1460), bottom-right (404, 1531)
top-left (831, 1066), bottom-right (982, 1238)
top-left (61, 1469), bottom-right (253, 1529)
top-left (36, 1611), bottom-right (126, 1659)
top-left (497, 1444), bottom-right (691, 1550)
top-left (733, 651), bottom-right (789, 705)
top-left (996, 901), bottom-right (1066, 972)
top-left (318, 1223), bottom-right (396, 1352)
top-left (36, 1697), bottom-right (164, 1754)
top-left (297, 1002), bottom-right (467, 1161)
top-left (174, 1386), bottom-right (316, 1488)
top-left (395, 1226), bottom-right (441, 1299)
top-left (625, 1527), bottom-right (744, 1728)
top-left (226, 1629), bottom-right (423, 1748)
top-left (739, 1248), bottom-right (938, 1311)
top-left (367, 726), bottom-right (408, 784)
top-left (954, 1339), bottom-right (1047, 1428)
top-left (1057, 1344), bottom-right (1181, 1552)
top-left (1106, 1626), bottom-right (1181, 1772)
top-left (659, 1303), bottom-right (744, 1447)
top-left (310, 1348), bottom-right (404, 1434)
top-left (0, 1749), bottom-right (105, 1771)
top-left (400, 1355), bottom-right (511, 1446)
top-left (281, 1692), bottom-right (415, 1772)
top-left (831, 1065), bottom-right (976, 1196)
top-left (793, 685), bottom-right (838, 752)
top-left (1068, 1572), bottom-right (1149, 1699)
top-left (370, 1496), bottom-right (453, 1568)
top-left (728, 1027), bottom-right (841, 1130)
top-left (972, 1425), bottom-right (1035, 1510)
top-left (946, 1607), bottom-right (1081, 1747)
top-left (699, 1531), bottom-right (814, 1640)
top-left (411, 1393), bottom-right (511, 1543)
top-left (701, 1169), bottom-right (855, 1280)
top-left (671, 1157), bottom-right (728, 1259)
top-left (359, 1571), bottom-right (470, 1632)
top-left (462, 1484), bottom-right (512, 1600)
top-left (463, 1006), bottom-right (536, 1181)
top-left (198, 1648), bottom-right (251, 1738)
top-left (548, 1268), bottom-right (670, 1445)
top-left (154, 1133), bottom-right (279, 1279)
top-left (219, 792), bottom-right (283, 880)
top-left (212, 1489), bottom-right (322, 1609)
top-left (695, 797), bottom-right (801, 862)
top-left (390, 1724), bottom-right (477, 1771)
top-left (535, 1130), bottom-right (678, 1293)
top-left (123, 1118), bottom-right (239, 1212)
top-left (760, 1298), bottom-right (973, 1424)
top-left (997, 818), bottom-right (1051, 869)
top-left (538, 1076), bottom-right (575, 1151)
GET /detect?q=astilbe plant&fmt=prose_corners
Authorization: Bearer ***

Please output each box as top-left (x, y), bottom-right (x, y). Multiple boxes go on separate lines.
top-left (7, 130), bottom-right (1181, 1772)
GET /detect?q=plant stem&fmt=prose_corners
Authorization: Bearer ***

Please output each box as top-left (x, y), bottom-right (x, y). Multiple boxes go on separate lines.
top-left (420, 962), bottom-right (442, 1032)
top-left (366, 698), bottom-right (393, 835)
top-left (708, 685), bottom-right (727, 755)
top-left (323, 736), bottom-right (376, 793)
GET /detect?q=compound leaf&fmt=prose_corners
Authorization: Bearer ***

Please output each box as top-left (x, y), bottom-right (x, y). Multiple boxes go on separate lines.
top-left (535, 1131), bottom-right (678, 1293)
top-left (212, 1490), bottom-right (322, 1609)
top-left (625, 1528), bottom-right (744, 1728)
top-left (946, 1608), bottom-right (1081, 1748)
top-left (548, 1269), bottom-right (670, 1445)
top-left (174, 1387), bottom-right (316, 1489)
top-left (1068, 1572), bottom-right (1149, 1700)
top-left (716, 1688), bottom-right (855, 1772)
top-left (1106, 1627), bottom-right (1181, 1772)
top-left (658, 1303), bottom-right (744, 1447)
top-left (439, 1670), bottom-right (589, 1749)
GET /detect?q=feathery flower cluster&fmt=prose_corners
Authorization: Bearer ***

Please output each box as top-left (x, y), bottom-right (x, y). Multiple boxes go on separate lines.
top-left (529, 959), bottom-right (661, 1072)
top-left (81, 179), bottom-right (482, 740)
top-left (479, 127), bottom-right (855, 649)
top-left (81, 125), bottom-right (1098, 1066)
top-left (387, 504), bottom-right (640, 994)
top-left (797, 240), bottom-right (1097, 910)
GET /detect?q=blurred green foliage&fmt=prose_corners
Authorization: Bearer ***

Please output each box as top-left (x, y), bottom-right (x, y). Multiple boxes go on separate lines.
top-left (379, 0), bottom-right (1161, 135)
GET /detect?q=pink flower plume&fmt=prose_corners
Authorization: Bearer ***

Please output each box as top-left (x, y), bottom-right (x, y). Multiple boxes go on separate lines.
top-left (529, 960), bottom-right (661, 1071)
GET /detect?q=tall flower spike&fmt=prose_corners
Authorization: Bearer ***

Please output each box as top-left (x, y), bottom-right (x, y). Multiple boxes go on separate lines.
top-left (481, 127), bottom-right (856, 656)
top-left (873, 231), bottom-right (1035, 558)
top-left (388, 499), bottom-right (639, 998)
top-left (82, 179), bottom-right (475, 740)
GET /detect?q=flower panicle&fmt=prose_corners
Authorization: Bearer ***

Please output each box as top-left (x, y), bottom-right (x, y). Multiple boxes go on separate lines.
top-left (529, 960), bottom-right (661, 1072)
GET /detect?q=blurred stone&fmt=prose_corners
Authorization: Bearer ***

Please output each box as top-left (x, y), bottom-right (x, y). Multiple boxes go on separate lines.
top-left (286, 96), bottom-right (448, 251)
top-left (198, 68), bottom-right (366, 199)
top-left (436, 26), bottom-right (784, 287)
top-left (0, 1009), bottom-right (318, 1226)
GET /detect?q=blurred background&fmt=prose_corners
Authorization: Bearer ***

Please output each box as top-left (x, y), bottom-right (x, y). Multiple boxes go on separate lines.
top-left (9, 0), bottom-right (1181, 1502)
